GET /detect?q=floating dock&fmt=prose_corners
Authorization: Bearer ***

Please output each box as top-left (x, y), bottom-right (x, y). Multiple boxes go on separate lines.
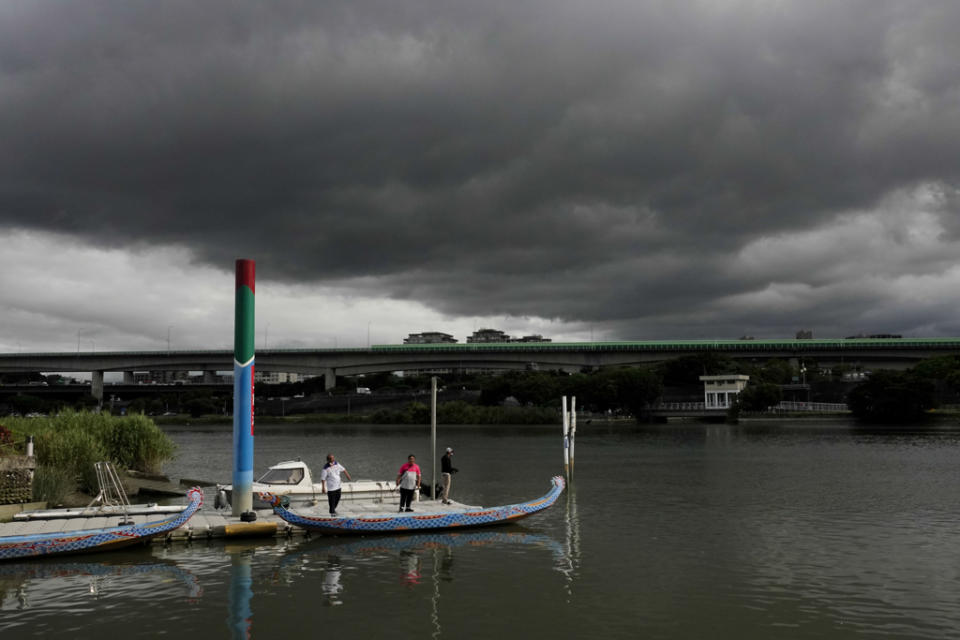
top-left (0, 497), bottom-right (479, 544)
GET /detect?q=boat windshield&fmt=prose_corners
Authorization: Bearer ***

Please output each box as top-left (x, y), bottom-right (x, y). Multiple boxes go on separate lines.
top-left (258, 468), bottom-right (305, 485)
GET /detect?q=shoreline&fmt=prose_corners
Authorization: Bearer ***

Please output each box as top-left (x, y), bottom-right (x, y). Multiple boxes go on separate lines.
top-left (152, 411), bottom-right (960, 428)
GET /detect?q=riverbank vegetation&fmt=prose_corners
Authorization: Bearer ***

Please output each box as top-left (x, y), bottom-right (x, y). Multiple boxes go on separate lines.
top-left (2, 411), bottom-right (176, 504)
top-left (12, 353), bottom-right (960, 428)
top-left (846, 359), bottom-right (951, 423)
top-left (369, 400), bottom-right (559, 425)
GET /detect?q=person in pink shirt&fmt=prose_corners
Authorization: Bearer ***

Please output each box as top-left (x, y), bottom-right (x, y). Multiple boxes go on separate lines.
top-left (396, 454), bottom-right (421, 512)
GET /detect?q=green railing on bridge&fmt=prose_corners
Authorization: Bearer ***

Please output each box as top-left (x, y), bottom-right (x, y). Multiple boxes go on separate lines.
top-left (369, 338), bottom-right (960, 353)
top-left (5, 337), bottom-right (960, 359)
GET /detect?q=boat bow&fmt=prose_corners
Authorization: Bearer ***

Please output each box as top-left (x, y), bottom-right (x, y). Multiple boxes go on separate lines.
top-left (0, 487), bottom-right (204, 561)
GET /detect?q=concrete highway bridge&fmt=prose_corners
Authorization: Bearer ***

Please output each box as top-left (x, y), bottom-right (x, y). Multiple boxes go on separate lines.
top-left (2, 337), bottom-right (959, 402)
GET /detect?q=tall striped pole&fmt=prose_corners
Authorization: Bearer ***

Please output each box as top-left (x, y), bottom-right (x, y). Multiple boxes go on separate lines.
top-left (232, 259), bottom-right (255, 516)
top-left (562, 395), bottom-right (569, 477)
top-left (569, 395), bottom-right (576, 474)
top-left (430, 376), bottom-right (437, 501)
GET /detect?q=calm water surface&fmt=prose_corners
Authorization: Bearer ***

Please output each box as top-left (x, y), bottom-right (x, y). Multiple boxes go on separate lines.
top-left (3, 420), bottom-right (960, 639)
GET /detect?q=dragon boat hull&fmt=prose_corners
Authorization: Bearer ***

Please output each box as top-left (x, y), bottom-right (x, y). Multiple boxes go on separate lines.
top-left (0, 487), bottom-right (203, 561)
top-left (261, 476), bottom-right (564, 535)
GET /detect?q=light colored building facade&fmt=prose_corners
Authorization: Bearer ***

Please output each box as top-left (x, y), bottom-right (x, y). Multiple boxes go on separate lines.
top-left (699, 374), bottom-right (750, 409)
top-left (467, 328), bottom-right (511, 343)
top-left (404, 332), bottom-right (458, 344)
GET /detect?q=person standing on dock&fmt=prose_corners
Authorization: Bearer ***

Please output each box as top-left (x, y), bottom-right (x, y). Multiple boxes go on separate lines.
top-left (320, 454), bottom-right (352, 516)
top-left (441, 447), bottom-right (458, 504)
top-left (396, 454), bottom-right (421, 512)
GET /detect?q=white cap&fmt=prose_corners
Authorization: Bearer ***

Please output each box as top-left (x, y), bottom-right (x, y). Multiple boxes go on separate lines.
top-left (445, 447), bottom-right (453, 453)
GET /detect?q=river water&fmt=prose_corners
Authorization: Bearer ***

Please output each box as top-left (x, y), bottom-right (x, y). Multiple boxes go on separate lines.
top-left (3, 420), bottom-right (960, 639)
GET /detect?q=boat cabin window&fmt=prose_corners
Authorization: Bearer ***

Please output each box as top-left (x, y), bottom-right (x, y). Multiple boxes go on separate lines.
top-left (258, 468), bottom-right (304, 485)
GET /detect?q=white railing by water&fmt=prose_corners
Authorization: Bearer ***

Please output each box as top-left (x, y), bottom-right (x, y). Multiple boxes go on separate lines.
top-left (650, 400), bottom-right (849, 413)
top-left (654, 402), bottom-right (709, 411)
top-left (772, 401), bottom-right (849, 412)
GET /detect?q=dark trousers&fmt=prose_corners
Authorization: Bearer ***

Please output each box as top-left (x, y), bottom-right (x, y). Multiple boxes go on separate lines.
top-left (327, 489), bottom-right (341, 514)
top-left (399, 488), bottom-right (415, 510)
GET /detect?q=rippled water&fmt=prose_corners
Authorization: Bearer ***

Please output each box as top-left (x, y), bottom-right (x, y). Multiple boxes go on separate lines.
top-left (4, 420), bottom-right (960, 638)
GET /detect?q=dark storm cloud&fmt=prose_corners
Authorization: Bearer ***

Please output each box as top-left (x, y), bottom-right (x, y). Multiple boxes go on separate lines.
top-left (2, 0), bottom-right (960, 338)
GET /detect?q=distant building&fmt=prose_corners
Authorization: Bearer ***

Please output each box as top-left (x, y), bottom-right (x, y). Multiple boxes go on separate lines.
top-left (796, 329), bottom-right (813, 339)
top-left (699, 375), bottom-right (750, 409)
top-left (148, 370), bottom-right (189, 384)
top-left (404, 332), bottom-right (458, 344)
top-left (467, 328), bottom-right (511, 343)
top-left (255, 371), bottom-right (304, 384)
top-left (512, 335), bottom-right (552, 343)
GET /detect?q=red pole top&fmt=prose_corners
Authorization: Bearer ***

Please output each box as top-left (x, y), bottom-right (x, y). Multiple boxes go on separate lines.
top-left (235, 259), bottom-right (255, 293)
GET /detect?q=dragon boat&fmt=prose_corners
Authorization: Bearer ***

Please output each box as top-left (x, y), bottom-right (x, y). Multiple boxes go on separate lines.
top-left (0, 487), bottom-right (203, 561)
top-left (260, 476), bottom-right (564, 535)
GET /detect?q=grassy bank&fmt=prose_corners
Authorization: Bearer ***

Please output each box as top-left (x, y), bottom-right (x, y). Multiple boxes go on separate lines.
top-left (2, 410), bottom-right (176, 504)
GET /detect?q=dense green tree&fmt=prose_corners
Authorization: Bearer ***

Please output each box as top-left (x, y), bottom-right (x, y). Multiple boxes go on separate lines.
top-left (479, 373), bottom-right (516, 406)
top-left (185, 396), bottom-right (219, 417)
top-left (657, 353), bottom-right (735, 386)
top-left (609, 367), bottom-right (662, 418)
top-left (754, 359), bottom-right (795, 385)
top-left (738, 382), bottom-right (783, 411)
top-left (912, 355), bottom-right (960, 391)
top-left (512, 372), bottom-right (563, 406)
top-left (477, 366), bottom-right (661, 418)
top-left (847, 370), bottom-right (936, 423)
top-left (9, 394), bottom-right (45, 414)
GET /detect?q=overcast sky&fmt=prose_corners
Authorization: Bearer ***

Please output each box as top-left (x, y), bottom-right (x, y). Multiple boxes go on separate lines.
top-left (2, 0), bottom-right (960, 353)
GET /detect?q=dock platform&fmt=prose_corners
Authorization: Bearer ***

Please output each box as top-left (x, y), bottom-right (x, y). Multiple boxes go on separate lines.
top-left (0, 497), bottom-right (479, 544)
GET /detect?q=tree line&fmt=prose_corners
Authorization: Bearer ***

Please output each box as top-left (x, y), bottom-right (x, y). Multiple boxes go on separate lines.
top-left (845, 355), bottom-right (960, 423)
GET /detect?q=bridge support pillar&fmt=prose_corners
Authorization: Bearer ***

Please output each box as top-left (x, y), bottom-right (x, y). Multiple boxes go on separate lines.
top-left (123, 370), bottom-right (135, 384)
top-left (203, 370), bottom-right (216, 383)
top-left (789, 357), bottom-right (800, 379)
top-left (91, 370), bottom-right (104, 405)
top-left (324, 368), bottom-right (336, 391)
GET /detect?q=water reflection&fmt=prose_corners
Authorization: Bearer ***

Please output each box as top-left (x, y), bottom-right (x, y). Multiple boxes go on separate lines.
top-left (278, 528), bottom-right (568, 578)
top-left (321, 555), bottom-right (343, 606)
top-left (0, 557), bottom-right (201, 610)
top-left (211, 526), bottom-right (574, 638)
top-left (227, 550), bottom-right (253, 640)
top-left (558, 483), bottom-right (582, 600)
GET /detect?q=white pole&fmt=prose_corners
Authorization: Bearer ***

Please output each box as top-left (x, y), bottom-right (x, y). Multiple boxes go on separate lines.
top-left (570, 396), bottom-right (576, 473)
top-left (562, 395), bottom-right (569, 476)
top-left (431, 376), bottom-right (437, 501)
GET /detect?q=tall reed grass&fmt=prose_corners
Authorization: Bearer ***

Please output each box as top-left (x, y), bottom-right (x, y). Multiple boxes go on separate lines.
top-left (31, 465), bottom-right (74, 505)
top-left (3, 411), bottom-right (176, 494)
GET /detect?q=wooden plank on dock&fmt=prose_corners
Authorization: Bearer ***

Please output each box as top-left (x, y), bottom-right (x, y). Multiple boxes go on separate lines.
top-left (223, 522), bottom-right (277, 538)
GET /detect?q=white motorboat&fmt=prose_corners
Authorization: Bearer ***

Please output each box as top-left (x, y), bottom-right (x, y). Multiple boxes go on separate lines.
top-left (223, 459), bottom-right (396, 509)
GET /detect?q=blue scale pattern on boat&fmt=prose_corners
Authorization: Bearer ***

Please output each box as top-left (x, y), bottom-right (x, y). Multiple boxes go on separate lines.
top-left (0, 488), bottom-right (203, 561)
top-left (262, 476), bottom-right (564, 534)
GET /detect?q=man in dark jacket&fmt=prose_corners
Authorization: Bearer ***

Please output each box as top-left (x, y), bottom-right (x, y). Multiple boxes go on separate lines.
top-left (440, 447), bottom-right (458, 504)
